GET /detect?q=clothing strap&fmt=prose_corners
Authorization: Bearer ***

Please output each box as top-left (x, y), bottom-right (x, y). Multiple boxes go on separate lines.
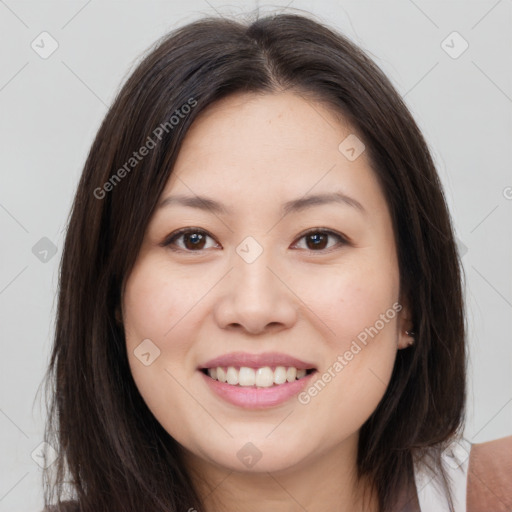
top-left (414, 437), bottom-right (472, 512)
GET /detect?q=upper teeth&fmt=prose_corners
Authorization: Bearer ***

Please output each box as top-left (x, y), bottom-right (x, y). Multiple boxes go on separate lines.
top-left (207, 366), bottom-right (308, 387)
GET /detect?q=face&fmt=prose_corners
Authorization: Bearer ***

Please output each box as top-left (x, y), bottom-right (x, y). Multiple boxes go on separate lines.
top-left (122, 91), bottom-right (413, 477)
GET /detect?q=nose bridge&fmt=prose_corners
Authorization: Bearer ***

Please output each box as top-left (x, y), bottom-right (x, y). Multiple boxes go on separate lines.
top-left (213, 234), bottom-right (297, 333)
top-left (232, 234), bottom-right (278, 301)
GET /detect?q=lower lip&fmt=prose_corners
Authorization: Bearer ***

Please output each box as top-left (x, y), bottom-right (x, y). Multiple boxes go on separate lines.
top-left (199, 370), bottom-right (317, 409)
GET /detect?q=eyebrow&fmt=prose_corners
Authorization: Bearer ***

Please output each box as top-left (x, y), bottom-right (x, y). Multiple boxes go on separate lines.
top-left (157, 191), bottom-right (366, 216)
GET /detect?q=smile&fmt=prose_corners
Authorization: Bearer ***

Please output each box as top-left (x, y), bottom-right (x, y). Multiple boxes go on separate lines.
top-left (199, 367), bottom-right (318, 409)
top-left (201, 366), bottom-right (316, 388)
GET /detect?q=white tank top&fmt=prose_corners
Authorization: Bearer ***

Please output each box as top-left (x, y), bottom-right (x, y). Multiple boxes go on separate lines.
top-left (413, 437), bottom-right (472, 512)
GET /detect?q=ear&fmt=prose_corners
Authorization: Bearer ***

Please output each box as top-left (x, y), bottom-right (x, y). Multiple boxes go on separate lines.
top-left (397, 296), bottom-right (415, 350)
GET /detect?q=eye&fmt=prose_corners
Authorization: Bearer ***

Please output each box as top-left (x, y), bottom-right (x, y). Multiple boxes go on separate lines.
top-left (161, 228), bottom-right (219, 252)
top-left (161, 227), bottom-right (349, 253)
top-left (292, 229), bottom-right (348, 252)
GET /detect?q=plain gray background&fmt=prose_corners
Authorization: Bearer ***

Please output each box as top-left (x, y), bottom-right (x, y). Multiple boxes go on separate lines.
top-left (1, 1), bottom-right (511, 510)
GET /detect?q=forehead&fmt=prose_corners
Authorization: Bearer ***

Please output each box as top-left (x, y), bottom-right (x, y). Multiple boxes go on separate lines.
top-left (162, 91), bottom-right (384, 215)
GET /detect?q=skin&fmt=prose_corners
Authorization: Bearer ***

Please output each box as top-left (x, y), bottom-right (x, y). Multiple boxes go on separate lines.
top-left (121, 90), bottom-right (414, 512)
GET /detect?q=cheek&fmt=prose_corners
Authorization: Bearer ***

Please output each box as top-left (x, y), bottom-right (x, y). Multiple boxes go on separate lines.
top-left (296, 255), bottom-right (400, 342)
top-left (122, 258), bottom-right (202, 439)
top-left (297, 255), bottom-right (400, 404)
top-left (123, 258), bottom-right (195, 348)
top-left (122, 258), bottom-right (199, 402)
top-left (323, 266), bottom-right (399, 403)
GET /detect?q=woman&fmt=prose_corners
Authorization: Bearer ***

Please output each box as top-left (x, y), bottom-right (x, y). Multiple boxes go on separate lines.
top-left (41, 11), bottom-right (512, 512)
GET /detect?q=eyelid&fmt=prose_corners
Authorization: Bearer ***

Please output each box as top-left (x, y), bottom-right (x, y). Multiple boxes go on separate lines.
top-left (160, 227), bottom-right (349, 252)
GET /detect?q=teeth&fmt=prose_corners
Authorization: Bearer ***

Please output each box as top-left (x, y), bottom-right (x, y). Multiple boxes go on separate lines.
top-left (206, 366), bottom-right (310, 387)
top-left (226, 366), bottom-right (238, 385)
top-left (286, 367), bottom-right (297, 382)
top-left (217, 367), bottom-right (226, 383)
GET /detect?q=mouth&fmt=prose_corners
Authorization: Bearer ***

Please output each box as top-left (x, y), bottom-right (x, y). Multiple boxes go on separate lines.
top-left (199, 364), bottom-right (319, 409)
top-left (199, 366), bottom-right (317, 388)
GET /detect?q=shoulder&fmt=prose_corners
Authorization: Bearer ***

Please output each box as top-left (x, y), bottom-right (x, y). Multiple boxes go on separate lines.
top-left (467, 435), bottom-right (512, 512)
top-left (41, 501), bottom-right (80, 512)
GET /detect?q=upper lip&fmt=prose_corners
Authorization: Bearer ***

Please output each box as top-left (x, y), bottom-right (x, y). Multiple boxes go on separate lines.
top-left (199, 351), bottom-right (317, 370)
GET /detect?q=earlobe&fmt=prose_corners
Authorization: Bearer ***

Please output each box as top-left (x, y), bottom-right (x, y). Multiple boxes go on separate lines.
top-left (398, 328), bottom-right (415, 350)
top-left (397, 302), bottom-right (415, 349)
top-left (401, 329), bottom-right (415, 348)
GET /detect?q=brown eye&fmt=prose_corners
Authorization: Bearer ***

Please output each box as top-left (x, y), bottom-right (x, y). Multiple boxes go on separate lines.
top-left (182, 232), bottom-right (207, 250)
top-left (305, 232), bottom-right (329, 250)
top-left (293, 230), bottom-right (347, 252)
top-left (162, 228), bottom-right (218, 252)
top-left (161, 228), bottom-right (348, 253)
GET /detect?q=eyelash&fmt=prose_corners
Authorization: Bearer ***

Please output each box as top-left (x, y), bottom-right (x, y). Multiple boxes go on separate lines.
top-left (160, 227), bottom-right (349, 254)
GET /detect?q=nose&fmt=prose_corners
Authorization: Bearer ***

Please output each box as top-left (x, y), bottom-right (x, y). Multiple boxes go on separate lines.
top-left (213, 248), bottom-right (298, 335)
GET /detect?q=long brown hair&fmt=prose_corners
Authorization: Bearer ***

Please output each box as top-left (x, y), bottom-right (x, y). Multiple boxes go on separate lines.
top-left (40, 11), bottom-right (467, 512)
